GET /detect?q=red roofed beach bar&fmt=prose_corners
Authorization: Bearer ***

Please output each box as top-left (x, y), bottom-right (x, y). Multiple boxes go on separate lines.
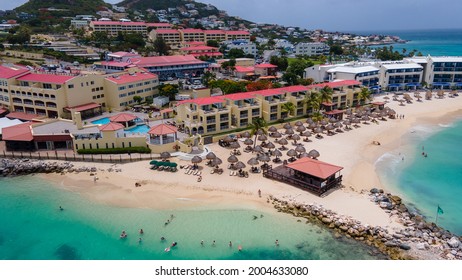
top-left (263, 157), bottom-right (343, 195)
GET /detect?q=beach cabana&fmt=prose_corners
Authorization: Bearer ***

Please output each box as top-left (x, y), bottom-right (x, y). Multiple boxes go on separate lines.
top-left (148, 124), bottom-right (178, 145)
top-left (263, 157), bottom-right (343, 195)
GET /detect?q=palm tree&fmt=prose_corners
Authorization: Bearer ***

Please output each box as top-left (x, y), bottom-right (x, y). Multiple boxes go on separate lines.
top-left (248, 117), bottom-right (267, 148)
top-left (201, 71), bottom-right (216, 87)
top-left (304, 90), bottom-right (321, 114)
top-left (358, 87), bottom-right (373, 106)
top-left (319, 86), bottom-right (334, 104)
top-left (311, 111), bottom-right (324, 122)
top-left (281, 102), bottom-right (296, 120)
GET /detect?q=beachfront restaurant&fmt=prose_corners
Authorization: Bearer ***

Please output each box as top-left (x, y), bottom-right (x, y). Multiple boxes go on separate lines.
top-left (263, 157), bottom-right (343, 196)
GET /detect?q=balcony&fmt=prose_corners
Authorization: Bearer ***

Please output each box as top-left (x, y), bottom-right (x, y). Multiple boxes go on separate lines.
top-left (240, 113), bottom-right (248, 118)
top-left (270, 107), bottom-right (278, 113)
top-left (220, 117), bottom-right (229, 122)
top-left (206, 119), bottom-right (216, 124)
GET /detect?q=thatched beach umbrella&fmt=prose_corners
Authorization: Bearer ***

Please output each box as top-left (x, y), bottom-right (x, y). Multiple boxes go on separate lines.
top-left (206, 152), bottom-right (217, 160)
top-left (296, 125), bottom-right (306, 135)
top-left (314, 127), bottom-right (323, 134)
top-left (306, 117), bottom-right (314, 124)
top-left (227, 155), bottom-right (238, 163)
top-left (266, 142), bottom-right (275, 150)
top-left (271, 131), bottom-right (282, 139)
top-left (278, 138), bottom-right (288, 150)
top-left (309, 123), bottom-right (318, 130)
top-left (229, 141), bottom-right (241, 150)
top-left (258, 154), bottom-right (271, 163)
top-left (272, 149), bottom-right (282, 159)
top-left (211, 157), bottom-right (223, 167)
top-left (235, 161), bottom-right (246, 171)
top-left (295, 145), bottom-right (306, 154)
top-left (241, 131), bottom-right (251, 138)
top-left (191, 155), bottom-right (203, 168)
top-left (268, 126), bottom-right (278, 133)
top-left (247, 157), bottom-right (259, 166)
top-left (160, 151), bottom-right (171, 160)
top-left (308, 149), bottom-right (320, 159)
top-left (257, 134), bottom-right (268, 142)
top-left (253, 145), bottom-right (264, 153)
top-left (223, 135), bottom-right (234, 143)
top-left (287, 149), bottom-right (297, 161)
top-left (320, 119), bottom-right (328, 126)
top-left (425, 92), bottom-right (433, 100)
top-left (294, 121), bottom-right (304, 127)
top-left (299, 152), bottom-right (310, 158)
top-left (291, 134), bottom-right (301, 143)
top-left (283, 123), bottom-right (292, 130)
top-left (285, 128), bottom-right (295, 136)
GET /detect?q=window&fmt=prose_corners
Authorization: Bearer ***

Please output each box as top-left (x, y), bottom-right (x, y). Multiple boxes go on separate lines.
top-left (91, 81), bottom-right (94, 85)
top-left (43, 83), bottom-right (52, 89)
top-left (128, 84), bottom-right (134, 88)
top-left (118, 86), bottom-right (126, 91)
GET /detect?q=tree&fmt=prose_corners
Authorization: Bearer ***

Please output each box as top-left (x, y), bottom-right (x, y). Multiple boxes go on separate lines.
top-left (7, 25), bottom-right (31, 45)
top-left (297, 78), bottom-right (314, 86)
top-left (145, 96), bottom-right (153, 105)
top-left (281, 102), bottom-right (296, 120)
top-left (270, 56), bottom-right (288, 71)
top-left (286, 58), bottom-right (313, 77)
top-left (248, 117), bottom-right (267, 148)
top-left (319, 86), bottom-right (333, 104)
top-left (282, 72), bottom-right (299, 85)
top-left (227, 48), bottom-right (246, 59)
top-left (304, 91), bottom-right (321, 114)
top-left (206, 40), bottom-right (219, 48)
top-left (330, 44), bottom-right (343, 55)
top-left (158, 84), bottom-right (179, 101)
top-left (201, 71), bottom-right (216, 87)
top-left (358, 87), bottom-right (373, 105)
top-left (246, 80), bottom-right (273, 92)
top-left (221, 58), bottom-right (236, 73)
top-left (153, 37), bottom-right (170, 56)
top-left (133, 95), bottom-right (142, 105)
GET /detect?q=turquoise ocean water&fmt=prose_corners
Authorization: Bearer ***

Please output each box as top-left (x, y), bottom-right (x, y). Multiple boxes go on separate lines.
top-left (0, 176), bottom-right (384, 260)
top-left (376, 118), bottom-right (462, 235)
top-left (358, 29), bottom-right (462, 56)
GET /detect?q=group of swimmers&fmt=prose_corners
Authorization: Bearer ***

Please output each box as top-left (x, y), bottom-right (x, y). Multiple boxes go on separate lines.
top-left (164, 214), bottom-right (175, 226)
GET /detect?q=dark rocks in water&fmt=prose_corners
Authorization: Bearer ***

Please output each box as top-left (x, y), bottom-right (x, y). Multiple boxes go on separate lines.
top-left (55, 244), bottom-right (80, 260)
top-left (399, 244), bottom-right (411, 250)
top-left (370, 188), bottom-right (380, 194)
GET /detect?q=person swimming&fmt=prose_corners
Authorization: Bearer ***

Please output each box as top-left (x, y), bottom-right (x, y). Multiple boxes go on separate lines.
top-left (59, 206), bottom-right (64, 211)
top-left (229, 241), bottom-right (232, 247)
top-left (275, 239), bottom-right (279, 246)
top-left (171, 242), bottom-right (177, 247)
top-left (200, 240), bottom-right (204, 246)
top-left (161, 236), bottom-right (165, 241)
top-left (139, 229), bottom-right (144, 235)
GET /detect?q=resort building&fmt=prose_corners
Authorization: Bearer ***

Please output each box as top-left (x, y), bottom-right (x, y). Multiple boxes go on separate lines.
top-left (376, 62), bottom-right (423, 91)
top-left (149, 29), bottom-right (182, 49)
top-left (223, 40), bottom-right (257, 57)
top-left (295, 42), bottom-right (330, 56)
top-left (425, 56), bottom-right (462, 89)
top-left (0, 64), bottom-right (159, 119)
top-left (129, 55), bottom-right (209, 81)
top-left (326, 64), bottom-right (380, 91)
top-left (179, 44), bottom-right (223, 59)
top-left (90, 21), bottom-right (150, 36)
top-left (174, 80), bottom-right (362, 136)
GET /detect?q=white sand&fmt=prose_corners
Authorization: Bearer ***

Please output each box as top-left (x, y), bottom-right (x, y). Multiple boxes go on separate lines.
top-left (43, 92), bottom-right (462, 234)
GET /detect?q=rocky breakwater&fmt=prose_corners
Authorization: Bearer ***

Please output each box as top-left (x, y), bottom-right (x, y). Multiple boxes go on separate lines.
top-left (0, 158), bottom-right (97, 176)
top-left (270, 189), bottom-right (462, 260)
top-left (370, 188), bottom-right (462, 260)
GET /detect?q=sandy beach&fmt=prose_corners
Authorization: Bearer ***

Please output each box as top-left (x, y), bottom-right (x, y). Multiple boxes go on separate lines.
top-left (43, 92), bottom-right (462, 238)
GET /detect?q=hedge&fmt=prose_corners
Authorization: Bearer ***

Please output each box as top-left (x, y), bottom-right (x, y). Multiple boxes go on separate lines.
top-left (77, 147), bottom-right (151, 155)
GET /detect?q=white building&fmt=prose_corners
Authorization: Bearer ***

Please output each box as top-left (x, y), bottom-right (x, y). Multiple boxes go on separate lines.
top-left (295, 42), bottom-right (330, 56)
top-left (376, 62), bottom-right (423, 91)
top-left (223, 40), bottom-right (257, 57)
top-left (326, 64), bottom-right (380, 91)
top-left (425, 56), bottom-right (462, 89)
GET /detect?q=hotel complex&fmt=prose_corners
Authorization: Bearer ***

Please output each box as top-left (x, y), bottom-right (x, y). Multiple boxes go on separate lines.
top-left (175, 80), bottom-right (362, 136)
top-left (0, 65), bottom-right (159, 120)
top-left (305, 56), bottom-right (462, 91)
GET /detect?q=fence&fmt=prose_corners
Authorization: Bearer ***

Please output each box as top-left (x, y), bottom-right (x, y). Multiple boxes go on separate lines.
top-left (0, 150), bottom-right (160, 164)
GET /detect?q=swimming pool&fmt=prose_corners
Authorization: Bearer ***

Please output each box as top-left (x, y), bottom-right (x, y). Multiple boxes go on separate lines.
top-left (91, 117), bottom-right (110, 125)
top-left (124, 124), bottom-right (150, 134)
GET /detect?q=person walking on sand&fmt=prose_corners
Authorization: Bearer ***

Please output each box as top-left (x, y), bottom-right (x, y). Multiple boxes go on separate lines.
top-left (258, 189), bottom-right (261, 197)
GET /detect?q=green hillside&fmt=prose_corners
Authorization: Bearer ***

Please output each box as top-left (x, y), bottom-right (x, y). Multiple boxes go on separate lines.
top-left (117, 0), bottom-right (218, 17)
top-left (15, 0), bottom-right (110, 16)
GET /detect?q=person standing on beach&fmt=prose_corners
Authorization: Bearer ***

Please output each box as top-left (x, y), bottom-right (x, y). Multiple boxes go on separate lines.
top-left (258, 189), bottom-right (261, 197)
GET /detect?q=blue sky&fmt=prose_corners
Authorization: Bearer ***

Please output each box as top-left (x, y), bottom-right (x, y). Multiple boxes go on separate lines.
top-left (5, 0), bottom-right (462, 32)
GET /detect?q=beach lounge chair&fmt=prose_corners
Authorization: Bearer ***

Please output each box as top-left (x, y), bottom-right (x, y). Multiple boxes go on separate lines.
top-left (211, 169), bottom-right (215, 174)
top-left (229, 170), bottom-right (233, 176)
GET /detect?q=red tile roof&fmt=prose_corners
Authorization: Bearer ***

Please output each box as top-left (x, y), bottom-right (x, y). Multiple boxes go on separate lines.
top-left (148, 124), bottom-right (177, 135)
top-left (204, 30), bottom-right (226, 34)
top-left (234, 66), bottom-right (254, 73)
top-left (2, 122), bottom-right (33, 141)
top-left (0, 108), bottom-right (8, 115)
top-left (0, 65), bottom-right (30, 79)
top-left (279, 85), bottom-right (309, 93)
top-left (16, 73), bottom-right (75, 84)
top-left (100, 61), bottom-right (132, 67)
top-left (109, 113), bottom-right (137, 122)
top-left (255, 63), bottom-right (277, 68)
top-left (191, 52), bottom-right (223, 58)
top-left (64, 103), bottom-right (101, 112)
top-left (6, 112), bottom-right (43, 121)
top-left (132, 55), bottom-right (205, 68)
top-left (177, 95), bottom-right (225, 106)
top-left (105, 71), bottom-right (157, 84)
top-left (307, 80), bottom-right (361, 90)
top-left (223, 92), bottom-right (255, 101)
top-left (146, 23), bottom-right (172, 28)
top-left (180, 46), bottom-right (218, 51)
top-left (180, 28), bottom-right (204, 33)
top-left (225, 30), bottom-right (250, 35)
top-left (98, 122), bottom-right (125, 132)
top-left (91, 21), bottom-right (146, 26)
top-left (286, 157), bottom-right (343, 179)
top-left (253, 88), bottom-right (286, 97)
top-left (154, 29), bottom-right (181, 34)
